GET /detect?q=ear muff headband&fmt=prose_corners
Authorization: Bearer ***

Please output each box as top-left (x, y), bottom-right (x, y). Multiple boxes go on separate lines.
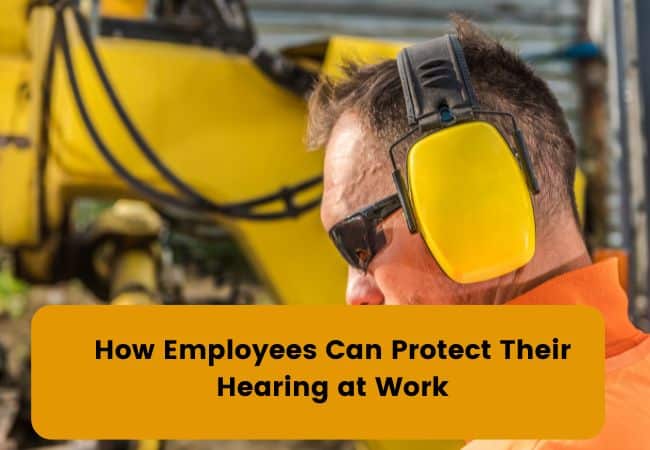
top-left (391, 35), bottom-right (540, 283)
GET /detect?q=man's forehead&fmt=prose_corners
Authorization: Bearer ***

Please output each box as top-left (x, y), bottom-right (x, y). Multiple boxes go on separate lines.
top-left (320, 112), bottom-right (394, 229)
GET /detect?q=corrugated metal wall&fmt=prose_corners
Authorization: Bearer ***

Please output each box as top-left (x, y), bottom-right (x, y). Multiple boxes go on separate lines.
top-left (248, 0), bottom-right (582, 139)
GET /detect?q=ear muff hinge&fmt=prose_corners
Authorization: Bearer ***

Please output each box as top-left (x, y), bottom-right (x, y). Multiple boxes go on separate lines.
top-left (514, 128), bottom-right (541, 194)
top-left (439, 105), bottom-right (456, 125)
top-left (474, 109), bottom-right (542, 196)
top-left (392, 170), bottom-right (418, 233)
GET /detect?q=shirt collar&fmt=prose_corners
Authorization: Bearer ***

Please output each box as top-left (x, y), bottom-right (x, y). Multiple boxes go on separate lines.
top-left (507, 258), bottom-right (646, 357)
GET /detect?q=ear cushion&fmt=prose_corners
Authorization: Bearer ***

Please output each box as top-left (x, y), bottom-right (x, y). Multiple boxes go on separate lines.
top-left (407, 121), bottom-right (535, 283)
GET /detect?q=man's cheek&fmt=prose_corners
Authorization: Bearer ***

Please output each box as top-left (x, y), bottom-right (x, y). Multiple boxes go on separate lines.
top-left (373, 271), bottom-right (400, 304)
top-left (373, 244), bottom-right (459, 305)
top-left (374, 264), bottom-right (420, 304)
top-left (370, 230), bottom-right (427, 303)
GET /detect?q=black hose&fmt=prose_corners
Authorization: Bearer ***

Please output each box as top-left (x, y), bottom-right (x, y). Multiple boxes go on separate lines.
top-left (59, 8), bottom-right (202, 211)
top-left (55, 5), bottom-right (322, 220)
top-left (71, 8), bottom-right (225, 212)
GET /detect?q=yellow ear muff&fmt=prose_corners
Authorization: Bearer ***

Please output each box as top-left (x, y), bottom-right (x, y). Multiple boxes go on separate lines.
top-left (407, 121), bottom-right (535, 283)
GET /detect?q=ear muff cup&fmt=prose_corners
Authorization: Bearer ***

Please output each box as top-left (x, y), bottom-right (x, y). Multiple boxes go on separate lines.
top-left (407, 121), bottom-right (535, 283)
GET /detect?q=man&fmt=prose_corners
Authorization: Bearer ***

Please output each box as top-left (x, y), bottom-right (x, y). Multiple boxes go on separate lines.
top-left (307, 17), bottom-right (650, 449)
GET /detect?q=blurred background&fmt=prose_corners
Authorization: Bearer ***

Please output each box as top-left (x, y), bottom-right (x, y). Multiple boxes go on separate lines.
top-left (0, 0), bottom-right (649, 449)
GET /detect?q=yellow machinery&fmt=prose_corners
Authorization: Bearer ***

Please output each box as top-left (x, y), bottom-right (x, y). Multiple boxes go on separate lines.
top-left (3, 0), bottom-right (346, 305)
top-left (0, 1), bottom-right (585, 303)
top-left (0, 1), bottom-right (585, 449)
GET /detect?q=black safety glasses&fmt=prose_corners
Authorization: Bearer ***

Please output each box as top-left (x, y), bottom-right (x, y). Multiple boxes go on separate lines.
top-left (328, 194), bottom-right (402, 272)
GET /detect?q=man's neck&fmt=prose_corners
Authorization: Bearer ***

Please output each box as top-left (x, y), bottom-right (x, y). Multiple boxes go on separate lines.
top-left (481, 222), bottom-right (592, 305)
top-left (492, 252), bottom-right (591, 304)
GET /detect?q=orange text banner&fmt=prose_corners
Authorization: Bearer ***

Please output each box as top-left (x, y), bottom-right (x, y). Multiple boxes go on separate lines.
top-left (31, 305), bottom-right (604, 440)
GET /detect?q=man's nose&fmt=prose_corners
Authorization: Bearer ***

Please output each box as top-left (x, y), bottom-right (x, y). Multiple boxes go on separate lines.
top-left (345, 267), bottom-right (384, 305)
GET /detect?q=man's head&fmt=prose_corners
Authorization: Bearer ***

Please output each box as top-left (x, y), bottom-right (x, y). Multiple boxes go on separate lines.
top-left (308, 17), bottom-right (589, 305)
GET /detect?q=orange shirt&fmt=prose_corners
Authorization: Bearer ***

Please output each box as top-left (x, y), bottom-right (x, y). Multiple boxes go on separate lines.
top-left (464, 258), bottom-right (650, 450)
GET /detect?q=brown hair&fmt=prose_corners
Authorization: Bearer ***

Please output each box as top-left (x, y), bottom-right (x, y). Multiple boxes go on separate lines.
top-left (307, 16), bottom-right (579, 225)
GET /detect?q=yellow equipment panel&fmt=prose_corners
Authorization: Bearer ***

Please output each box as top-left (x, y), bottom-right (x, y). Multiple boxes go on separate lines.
top-left (0, 54), bottom-right (39, 245)
top-left (0, 0), bottom-right (29, 54)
